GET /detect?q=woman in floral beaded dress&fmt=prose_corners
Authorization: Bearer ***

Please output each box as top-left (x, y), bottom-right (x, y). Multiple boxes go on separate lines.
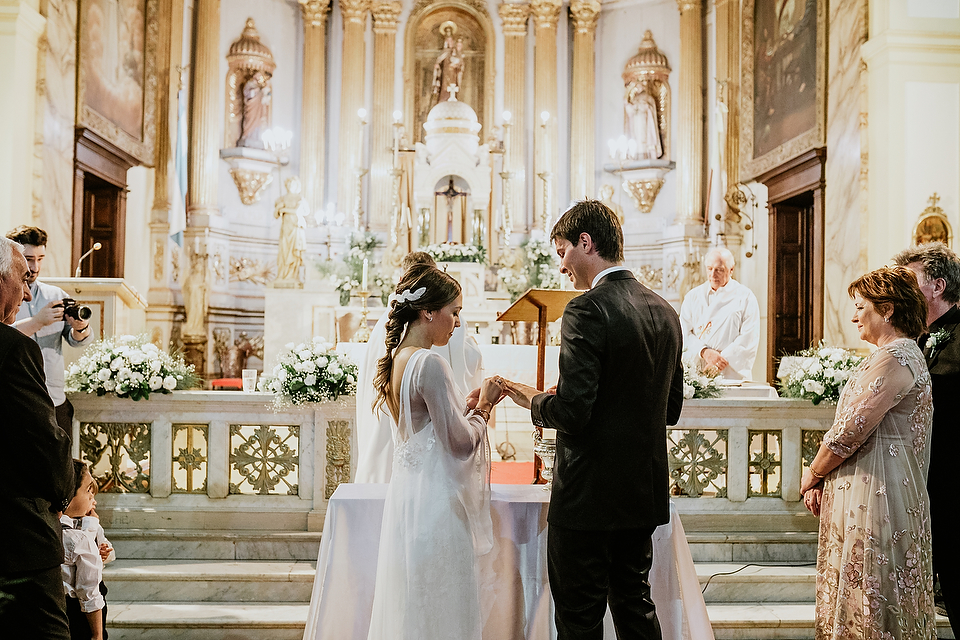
top-left (801, 266), bottom-right (936, 639)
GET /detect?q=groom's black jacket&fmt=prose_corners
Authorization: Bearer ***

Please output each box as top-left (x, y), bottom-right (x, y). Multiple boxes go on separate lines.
top-left (532, 270), bottom-right (683, 530)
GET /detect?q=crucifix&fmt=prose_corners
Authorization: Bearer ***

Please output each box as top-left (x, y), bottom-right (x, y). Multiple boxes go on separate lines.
top-left (446, 83), bottom-right (459, 102)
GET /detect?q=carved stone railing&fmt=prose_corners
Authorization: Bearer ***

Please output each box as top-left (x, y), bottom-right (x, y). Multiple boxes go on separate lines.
top-left (670, 398), bottom-right (835, 502)
top-left (68, 391), bottom-right (356, 531)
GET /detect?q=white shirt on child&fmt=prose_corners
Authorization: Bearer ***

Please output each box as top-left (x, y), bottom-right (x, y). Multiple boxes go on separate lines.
top-left (60, 515), bottom-right (105, 613)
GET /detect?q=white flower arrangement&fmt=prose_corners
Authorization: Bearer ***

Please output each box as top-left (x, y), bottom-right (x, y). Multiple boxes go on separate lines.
top-left (777, 343), bottom-right (865, 405)
top-left (262, 337), bottom-right (358, 408)
top-left (422, 242), bottom-right (487, 264)
top-left (926, 327), bottom-right (952, 355)
top-left (66, 335), bottom-right (198, 400)
top-left (681, 358), bottom-right (724, 399)
top-left (498, 238), bottom-right (561, 301)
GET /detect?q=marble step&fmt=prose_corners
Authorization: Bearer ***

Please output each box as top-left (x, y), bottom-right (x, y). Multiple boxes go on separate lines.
top-left (697, 563), bottom-right (815, 603)
top-left (686, 531), bottom-right (817, 563)
top-left (107, 602), bottom-right (307, 640)
top-left (105, 529), bottom-right (322, 561)
top-left (103, 560), bottom-right (316, 602)
top-left (705, 603), bottom-right (955, 640)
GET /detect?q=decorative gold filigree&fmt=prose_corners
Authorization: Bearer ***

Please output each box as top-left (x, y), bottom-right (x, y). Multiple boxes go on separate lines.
top-left (229, 424), bottom-right (300, 495)
top-left (153, 239), bottom-right (165, 282)
top-left (229, 168), bottom-right (273, 205)
top-left (79, 422), bottom-right (151, 493)
top-left (299, 0), bottom-right (331, 25)
top-left (569, 0), bottom-right (600, 33)
top-left (634, 265), bottom-right (663, 290)
top-left (913, 192), bottom-right (953, 247)
top-left (171, 244), bottom-right (181, 283)
top-left (372, 1), bottom-right (403, 32)
top-left (213, 248), bottom-right (227, 285)
top-left (172, 424), bottom-right (208, 494)
top-left (325, 419), bottom-right (352, 499)
top-left (748, 430), bottom-right (782, 497)
top-left (668, 428), bottom-right (728, 498)
top-left (622, 178), bottom-right (664, 213)
top-left (340, 0), bottom-right (370, 23)
top-left (230, 256), bottom-right (275, 285)
top-left (530, 0), bottom-right (562, 27)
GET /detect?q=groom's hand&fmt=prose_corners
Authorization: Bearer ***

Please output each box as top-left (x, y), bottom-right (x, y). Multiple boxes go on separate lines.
top-left (503, 380), bottom-right (540, 410)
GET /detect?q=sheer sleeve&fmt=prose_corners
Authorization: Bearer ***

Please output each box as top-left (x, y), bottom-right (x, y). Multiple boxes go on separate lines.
top-left (824, 347), bottom-right (918, 459)
top-left (416, 352), bottom-right (486, 460)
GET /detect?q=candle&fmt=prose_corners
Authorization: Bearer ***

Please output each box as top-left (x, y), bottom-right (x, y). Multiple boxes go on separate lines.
top-left (362, 258), bottom-right (369, 291)
top-left (502, 111), bottom-right (512, 172)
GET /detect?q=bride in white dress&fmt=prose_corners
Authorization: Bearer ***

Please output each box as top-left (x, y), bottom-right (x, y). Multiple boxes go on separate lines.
top-left (367, 264), bottom-right (505, 640)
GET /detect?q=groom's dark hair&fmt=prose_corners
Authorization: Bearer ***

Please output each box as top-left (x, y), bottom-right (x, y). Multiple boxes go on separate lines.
top-left (550, 200), bottom-right (624, 263)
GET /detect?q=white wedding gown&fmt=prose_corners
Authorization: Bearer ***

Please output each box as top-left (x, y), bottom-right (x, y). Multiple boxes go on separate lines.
top-left (366, 349), bottom-right (493, 640)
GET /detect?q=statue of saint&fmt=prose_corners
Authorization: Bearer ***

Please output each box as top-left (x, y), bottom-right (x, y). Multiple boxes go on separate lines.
top-left (598, 184), bottom-right (625, 225)
top-left (181, 248), bottom-right (209, 338)
top-left (238, 72), bottom-right (271, 148)
top-left (274, 176), bottom-right (309, 284)
top-left (625, 85), bottom-right (662, 160)
top-left (432, 33), bottom-right (465, 104)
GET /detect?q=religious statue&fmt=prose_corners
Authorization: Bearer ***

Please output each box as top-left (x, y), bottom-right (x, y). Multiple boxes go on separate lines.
top-left (181, 247), bottom-right (209, 338)
top-left (598, 184), bottom-right (625, 225)
top-left (274, 176), bottom-right (309, 284)
top-left (432, 25), bottom-right (465, 104)
top-left (214, 330), bottom-right (264, 379)
top-left (238, 72), bottom-right (271, 148)
top-left (625, 84), bottom-right (662, 160)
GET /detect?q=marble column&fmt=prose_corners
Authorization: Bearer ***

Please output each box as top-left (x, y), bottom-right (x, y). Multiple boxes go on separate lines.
top-left (336, 0), bottom-right (370, 223)
top-left (187, 0), bottom-right (220, 223)
top-left (531, 0), bottom-right (561, 231)
top-left (0, 0), bottom-right (44, 231)
top-left (499, 2), bottom-right (530, 235)
top-left (824, 0), bottom-right (868, 349)
top-left (675, 0), bottom-right (703, 224)
top-left (569, 0), bottom-right (600, 201)
top-left (369, 1), bottom-right (402, 232)
top-left (715, 0), bottom-right (740, 223)
top-left (299, 0), bottom-right (331, 217)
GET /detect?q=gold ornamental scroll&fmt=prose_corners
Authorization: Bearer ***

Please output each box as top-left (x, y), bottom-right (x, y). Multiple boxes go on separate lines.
top-left (299, 0), bottom-right (332, 217)
top-left (569, 0), bottom-right (600, 200)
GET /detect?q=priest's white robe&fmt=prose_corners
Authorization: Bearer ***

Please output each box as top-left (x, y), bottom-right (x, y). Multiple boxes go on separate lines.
top-left (679, 278), bottom-right (760, 380)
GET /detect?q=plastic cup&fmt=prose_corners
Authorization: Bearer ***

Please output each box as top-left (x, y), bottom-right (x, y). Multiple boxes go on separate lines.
top-left (241, 369), bottom-right (258, 392)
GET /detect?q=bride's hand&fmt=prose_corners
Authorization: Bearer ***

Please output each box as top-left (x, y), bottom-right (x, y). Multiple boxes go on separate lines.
top-left (466, 387), bottom-right (481, 410)
top-left (479, 377), bottom-right (507, 407)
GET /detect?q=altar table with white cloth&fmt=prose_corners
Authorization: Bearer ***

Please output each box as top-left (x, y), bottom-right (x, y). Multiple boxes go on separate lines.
top-left (303, 483), bottom-right (714, 640)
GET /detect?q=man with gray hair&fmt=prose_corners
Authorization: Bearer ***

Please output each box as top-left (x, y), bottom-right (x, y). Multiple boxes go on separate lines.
top-left (0, 237), bottom-right (74, 638)
top-left (893, 242), bottom-right (960, 628)
top-left (680, 246), bottom-right (760, 380)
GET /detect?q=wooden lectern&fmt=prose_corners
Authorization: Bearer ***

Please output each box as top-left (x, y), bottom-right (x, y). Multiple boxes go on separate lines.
top-left (497, 288), bottom-right (581, 482)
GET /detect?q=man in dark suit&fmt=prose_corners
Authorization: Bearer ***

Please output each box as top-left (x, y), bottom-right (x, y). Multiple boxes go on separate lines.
top-left (895, 242), bottom-right (960, 630)
top-left (0, 237), bottom-right (74, 638)
top-left (506, 201), bottom-right (684, 639)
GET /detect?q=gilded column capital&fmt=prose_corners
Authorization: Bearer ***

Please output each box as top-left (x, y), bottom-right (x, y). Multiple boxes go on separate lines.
top-left (570, 0), bottom-right (601, 34)
top-left (531, 0), bottom-right (562, 28)
top-left (499, 2), bottom-right (531, 35)
top-left (372, 1), bottom-right (402, 33)
top-left (340, 0), bottom-right (369, 25)
top-left (299, 0), bottom-right (331, 26)
top-left (676, 0), bottom-right (701, 13)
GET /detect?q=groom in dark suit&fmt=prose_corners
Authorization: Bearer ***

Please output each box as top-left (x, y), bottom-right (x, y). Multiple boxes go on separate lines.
top-left (895, 242), bottom-right (960, 630)
top-left (506, 201), bottom-right (684, 639)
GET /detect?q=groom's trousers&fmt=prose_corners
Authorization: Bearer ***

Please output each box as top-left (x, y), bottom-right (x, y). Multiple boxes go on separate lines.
top-left (547, 524), bottom-right (661, 640)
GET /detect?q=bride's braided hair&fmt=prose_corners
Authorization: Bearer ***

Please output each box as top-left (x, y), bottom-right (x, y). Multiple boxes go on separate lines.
top-left (373, 264), bottom-right (461, 414)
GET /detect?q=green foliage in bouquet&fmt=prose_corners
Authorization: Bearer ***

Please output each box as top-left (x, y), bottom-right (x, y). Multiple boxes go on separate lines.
top-left (262, 337), bottom-right (358, 409)
top-left (777, 343), bottom-right (865, 405)
top-left (682, 362), bottom-right (724, 399)
top-left (66, 334), bottom-right (199, 401)
top-left (422, 242), bottom-right (488, 265)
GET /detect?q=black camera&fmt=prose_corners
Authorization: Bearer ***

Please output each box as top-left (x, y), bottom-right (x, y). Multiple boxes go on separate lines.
top-left (60, 298), bottom-right (92, 321)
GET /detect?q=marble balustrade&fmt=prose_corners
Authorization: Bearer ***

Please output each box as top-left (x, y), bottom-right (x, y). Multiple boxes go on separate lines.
top-left (69, 391), bottom-right (357, 531)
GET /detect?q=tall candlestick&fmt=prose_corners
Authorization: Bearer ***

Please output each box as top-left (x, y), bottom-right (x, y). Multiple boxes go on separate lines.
top-left (361, 258), bottom-right (369, 291)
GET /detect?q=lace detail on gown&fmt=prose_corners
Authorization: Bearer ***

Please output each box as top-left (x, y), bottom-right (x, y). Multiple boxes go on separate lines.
top-left (394, 432), bottom-right (436, 469)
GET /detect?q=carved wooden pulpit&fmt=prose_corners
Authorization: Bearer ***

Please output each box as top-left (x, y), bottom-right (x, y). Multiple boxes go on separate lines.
top-left (497, 288), bottom-right (581, 483)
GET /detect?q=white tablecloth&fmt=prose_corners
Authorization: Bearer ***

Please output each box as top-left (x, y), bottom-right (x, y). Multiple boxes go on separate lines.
top-left (303, 484), bottom-right (714, 640)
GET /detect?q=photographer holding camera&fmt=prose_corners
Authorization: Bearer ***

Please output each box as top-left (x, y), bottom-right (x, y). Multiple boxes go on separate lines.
top-left (6, 227), bottom-right (92, 434)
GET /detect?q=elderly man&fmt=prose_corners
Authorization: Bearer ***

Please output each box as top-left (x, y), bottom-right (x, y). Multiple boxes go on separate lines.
top-left (894, 242), bottom-right (960, 629)
top-left (0, 237), bottom-right (74, 638)
top-left (680, 247), bottom-right (760, 380)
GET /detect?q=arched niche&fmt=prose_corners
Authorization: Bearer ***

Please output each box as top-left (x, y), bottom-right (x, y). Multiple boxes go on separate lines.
top-left (403, 0), bottom-right (495, 145)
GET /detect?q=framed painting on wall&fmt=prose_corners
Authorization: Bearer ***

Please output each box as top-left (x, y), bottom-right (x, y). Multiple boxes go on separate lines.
top-left (77, 0), bottom-right (157, 165)
top-left (740, 0), bottom-right (826, 180)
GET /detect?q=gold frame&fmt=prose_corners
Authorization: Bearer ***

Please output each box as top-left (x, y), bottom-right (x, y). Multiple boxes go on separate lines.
top-left (76, 0), bottom-right (159, 166)
top-left (740, 0), bottom-right (826, 180)
top-left (403, 0), bottom-right (495, 144)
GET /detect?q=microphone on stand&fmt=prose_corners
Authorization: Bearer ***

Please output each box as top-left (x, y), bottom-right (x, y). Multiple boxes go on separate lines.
top-left (74, 242), bottom-right (102, 278)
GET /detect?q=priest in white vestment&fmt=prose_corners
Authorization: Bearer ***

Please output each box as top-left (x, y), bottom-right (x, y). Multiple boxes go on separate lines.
top-left (355, 254), bottom-right (483, 483)
top-left (679, 247), bottom-right (760, 380)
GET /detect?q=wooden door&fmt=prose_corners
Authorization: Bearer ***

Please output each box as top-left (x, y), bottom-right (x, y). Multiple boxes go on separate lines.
top-left (79, 174), bottom-right (126, 277)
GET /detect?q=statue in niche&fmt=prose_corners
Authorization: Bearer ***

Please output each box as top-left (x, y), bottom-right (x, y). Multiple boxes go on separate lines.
top-left (432, 23), bottom-right (465, 105)
top-left (214, 330), bottom-right (264, 379)
top-left (181, 248), bottom-right (209, 338)
top-left (238, 72), bottom-right (271, 148)
top-left (625, 83), bottom-right (662, 160)
top-left (598, 184), bottom-right (625, 225)
top-left (274, 176), bottom-right (309, 283)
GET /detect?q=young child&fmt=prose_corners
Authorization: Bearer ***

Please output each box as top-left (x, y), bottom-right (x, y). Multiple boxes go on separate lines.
top-left (60, 460), bottom-right (110, 640)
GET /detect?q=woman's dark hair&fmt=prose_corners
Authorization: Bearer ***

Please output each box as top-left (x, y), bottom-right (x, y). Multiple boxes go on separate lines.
top-left (373, 264), bottom-right (461, 414)
top-left (550, 200), bottom-right (624, 263)
top-left (848, 266), bottom-right (928, 339)
top-left (71, 459), bottom-right (89, 498)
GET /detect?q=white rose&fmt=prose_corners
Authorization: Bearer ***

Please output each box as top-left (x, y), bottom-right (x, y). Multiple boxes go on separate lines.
top-left (104, 380), bottom-right (116, 391)
top-left (142, 343), bottom-right (159, 353)
top-left (278, 369), bottom-right (288, 381)
top-left (315, 356), bottom-right (329, 368)
top-left (328, 364), bottom-right (342, 378)
top-left (149, 376), bottom-right (164, 390)
top-left (128, 351), bottom-right (145, 365)
top-left (131, 372), bottom-right (144, 383)
top-left (294, 362), bottom-right (305, 372)
top-left (118, 368), bottom-right (132, 380)
top-left (683, 383), bottom-right (696, 399)
top-left (304, 374), bottom-right (317, 386)
top-left (285, 342), bottom-right (295, 350)
top-left (298, 349), bottom-right (313, 361)
top-left (162, 375), bottom-right (177, 390)
top-left (802, 379), bottom-right (825, 395)
top-left (110, 357), bottom-right (124, 371)
top-left (346, 374), bottom-right (355, 385)
top-left (302, 360), bottom-right (316, 373)
top-left (97, 368), bottom-right (112, 381)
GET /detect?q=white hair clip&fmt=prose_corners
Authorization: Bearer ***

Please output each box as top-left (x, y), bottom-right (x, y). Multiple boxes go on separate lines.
top-left (397, 286), bottom-right (426, 303)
